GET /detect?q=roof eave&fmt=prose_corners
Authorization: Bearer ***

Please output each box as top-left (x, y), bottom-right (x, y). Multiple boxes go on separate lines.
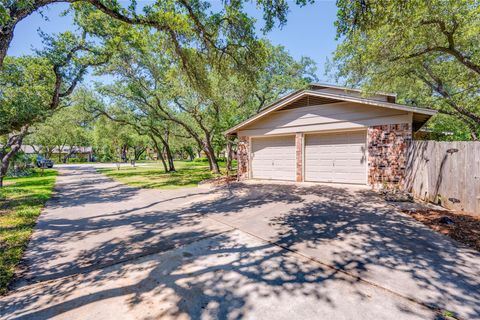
top-left (310, 83), bottom-right (398, 98)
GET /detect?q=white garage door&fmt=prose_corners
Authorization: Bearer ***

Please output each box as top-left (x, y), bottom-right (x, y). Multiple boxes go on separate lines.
top-left (305, 131), bottom-right (367, 184)
top-left (251, 136), bottom-right (296, 181)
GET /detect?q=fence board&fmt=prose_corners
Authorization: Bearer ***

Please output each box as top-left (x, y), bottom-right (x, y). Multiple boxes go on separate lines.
top-left (406, 141), bottom-right (480, 215)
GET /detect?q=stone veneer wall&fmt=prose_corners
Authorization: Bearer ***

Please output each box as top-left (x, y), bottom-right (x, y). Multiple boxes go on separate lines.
top-left (237, 136), bottom-right (249, 180)
top-left (367, 123), bottom-right (412, 188)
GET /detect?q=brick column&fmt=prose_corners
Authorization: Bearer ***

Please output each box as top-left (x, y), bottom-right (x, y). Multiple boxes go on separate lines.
top-left (237, 136), bottom-right (249, 181)
top-left (295, 133), bottom-right (304, 182)
top-left (367, 123), bottom-right (412, 189)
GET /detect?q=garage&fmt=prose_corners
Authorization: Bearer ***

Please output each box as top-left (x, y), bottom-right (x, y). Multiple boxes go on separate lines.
top-left (227, 84), bottom-right (436, 186)
top-left (305, 131), bottom-right (367, 184)
top-left (251, 135), bottom-right (296, 181)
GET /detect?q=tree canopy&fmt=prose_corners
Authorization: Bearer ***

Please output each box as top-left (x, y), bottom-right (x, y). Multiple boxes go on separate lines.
top-left (86, 30), bottom-right (317, 173)
top-left (0, 0), bottom-right (318, 185)
top-left (333, 0), bottom-right (480, 140)
top-left (0, 0), bottom-right (311, 67)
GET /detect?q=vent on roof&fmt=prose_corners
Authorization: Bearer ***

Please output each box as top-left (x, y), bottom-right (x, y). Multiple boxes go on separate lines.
top-left (279, 95), bottom-right (342, 111)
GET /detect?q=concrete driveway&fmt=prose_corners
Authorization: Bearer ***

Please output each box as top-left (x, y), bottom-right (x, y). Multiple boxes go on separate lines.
top-left (1, 166), bottom-right (479, 320)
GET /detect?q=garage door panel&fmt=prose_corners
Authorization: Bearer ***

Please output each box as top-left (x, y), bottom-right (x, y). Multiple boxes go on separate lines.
top-left (305, 160), bottom-right (334, 167)
top-left (334, 155), bottom-right (365, 162)
top-left (335, 146), bottom-right (362, 153)
top-left (251, 136), bottom-right (296, 181)
top-left (274, 161), bottom-right (296, 167)
top-left (335, 159), bottom-right (366, 167)
top-left (305, 152), bottom-right (335, 160)
top-left (254, 152), bottom-right (294, 159)
top-left (335, 166), bottom-right (365, 173)
top-left (305, 131), bottom-right (367, 184)
top-left (305, 171), bottom-right (331, 180)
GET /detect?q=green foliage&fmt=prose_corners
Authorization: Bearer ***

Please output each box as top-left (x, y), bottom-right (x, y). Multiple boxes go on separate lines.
top-left (26, 99), bottom-right (93, 160)
top-left (192, 157), bottom-right (209, 163)
top-left (92, 34), bottom-right (317, 165)
top-left (0, 30), bottom-right (104, 142)
top-left (235, 42), bottom-right (318, 116)
top-left (2, 0), bottom-right (318, 174)
top-left (333, 0), bottom-right (480, 140)
top-left (0, 169), bottom-right (57, 294)
top-left (0, 56), bottom-right (55, 135)
top-left (66, 157), bottom-right (86, 163)
top-left (70, 0), bottom-right (276, 94)
top-left (6, 152), bottom-right (33, 177)
top-left (422, 114), bottom-right (473, 141)
top-left (91, 110), bottom-right (151, 162)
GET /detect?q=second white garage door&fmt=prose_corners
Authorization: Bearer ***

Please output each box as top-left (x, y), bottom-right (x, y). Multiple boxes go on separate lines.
top-left (251, 136), bottom-right (296, 181)
top-left (305, 131), bottom-right (367, 184)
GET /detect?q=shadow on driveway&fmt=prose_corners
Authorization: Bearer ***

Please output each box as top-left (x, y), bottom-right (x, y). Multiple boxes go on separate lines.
top-left (1, 168), bottom-right (479, 319)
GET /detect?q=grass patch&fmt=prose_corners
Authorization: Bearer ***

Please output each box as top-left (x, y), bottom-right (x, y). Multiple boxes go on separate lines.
top-left (0, 170), bottom-right (57, 294)
top-left (98, 160), bottom-right (236, 189)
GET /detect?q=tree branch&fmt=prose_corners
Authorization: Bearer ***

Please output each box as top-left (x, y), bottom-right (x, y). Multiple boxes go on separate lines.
top-left (391, 18), bottom-right (480, 75)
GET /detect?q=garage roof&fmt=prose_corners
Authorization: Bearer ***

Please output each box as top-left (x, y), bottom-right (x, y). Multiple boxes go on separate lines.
top-left (225, 88), bottom-right (437, 135)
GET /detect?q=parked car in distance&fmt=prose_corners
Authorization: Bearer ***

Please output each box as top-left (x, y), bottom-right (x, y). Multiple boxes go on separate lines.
top-left (36, 156), bottom-right (54, 168)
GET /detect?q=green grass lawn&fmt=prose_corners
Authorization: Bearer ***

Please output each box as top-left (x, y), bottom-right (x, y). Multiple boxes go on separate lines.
top-left (99, 160), bottom-right (236, 189)
top-left (0, 169), bottom-right (57, 294)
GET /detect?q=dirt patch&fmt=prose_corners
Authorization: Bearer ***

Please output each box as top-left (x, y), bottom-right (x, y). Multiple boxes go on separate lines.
top-left (403, 209), bottom-right (480, 251)
top-left (199, 175), bottom-right (237, 187)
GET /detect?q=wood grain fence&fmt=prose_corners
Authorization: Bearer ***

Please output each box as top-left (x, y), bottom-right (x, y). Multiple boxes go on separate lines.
top-left (405, 141), bottom-right (480, 215)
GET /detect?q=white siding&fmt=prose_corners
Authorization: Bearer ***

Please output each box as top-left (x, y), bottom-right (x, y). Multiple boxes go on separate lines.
top-left (238, 101), bottom-right (410, 137)
top-left (251, 136), bottom-right (295, 181)
top-left (305, 131), bottom-right (367, 184)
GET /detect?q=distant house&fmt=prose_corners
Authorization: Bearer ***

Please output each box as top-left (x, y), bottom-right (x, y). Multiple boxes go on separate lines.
top-left (18, 145), bottom-right (94, 162)
top-left (225, 83), bottom-right (436, 188)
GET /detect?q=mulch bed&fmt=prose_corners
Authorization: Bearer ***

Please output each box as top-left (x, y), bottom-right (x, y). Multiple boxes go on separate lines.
top-left (199, 175), bottom-right (237, 186)
top-left (403, 209), bottom-right (480, 251)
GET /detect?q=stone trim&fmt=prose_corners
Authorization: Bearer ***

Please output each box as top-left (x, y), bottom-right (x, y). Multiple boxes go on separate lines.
top-left (295, 133), bottom-right (303, 182)
top-left (367, 123), bottom-right (412, 189)
top-left (237, 136), bottom-right (249, 181)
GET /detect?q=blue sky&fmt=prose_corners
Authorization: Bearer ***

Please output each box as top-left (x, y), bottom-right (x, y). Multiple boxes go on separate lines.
top-left (9, 0), bottom-right (339, 82)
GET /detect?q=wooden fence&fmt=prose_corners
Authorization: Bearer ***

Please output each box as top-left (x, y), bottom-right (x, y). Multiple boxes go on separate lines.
top-left (405, 141), bottom-right (480, 215)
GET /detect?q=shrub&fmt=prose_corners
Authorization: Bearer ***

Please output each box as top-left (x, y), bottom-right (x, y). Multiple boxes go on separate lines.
top-left (192, 157), bottom-right (209, 163)
top-left (7, 152), bottom-right (34, 177)
top-left (67, 158), bottom-right (86, 163)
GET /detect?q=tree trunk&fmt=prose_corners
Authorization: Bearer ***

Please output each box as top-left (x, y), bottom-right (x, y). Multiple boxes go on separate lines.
top-left (150, 135), bottom-right (168, 173)
top-left (63, 147), bottom-right (76, 163)
top-left (121, 144), bottom-right (128, 162)
top-left (185, 147), bottom-right (195, 161)
top-left (204, 141), bottom-right (220, 174)
top-left (134, 146), bottom-right (146, 160)
top-left (164, 143), bottom-right (175, 172)
top-left (152, 134), bottom-right (175, 172)
top-left (161, 129), bottom-right (175, 172)
top-left (0, 126), bottom-right (29, 188)
top-left (0, 28), bottom-right (14, 68)
top-left (226, 138), bottom-right (233, 174)
top-left (0, 163), bottom-right (7, 188)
